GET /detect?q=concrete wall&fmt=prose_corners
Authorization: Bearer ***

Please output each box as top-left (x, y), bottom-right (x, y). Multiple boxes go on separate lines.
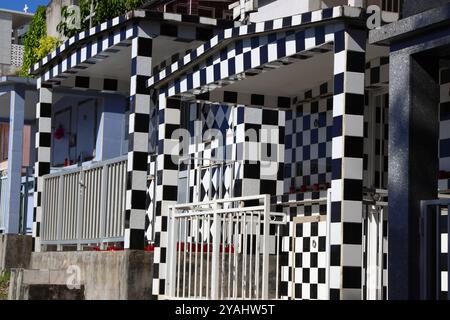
top-left (402, 0), bottom-right (450, 17)
top-left (27, 251), bottom-right (153, 300)
top-left (0, 235), bottom-right (32, 270)
top-left (248, 0), bottom-right (387, 23)
top-left (250, 0), bottom-right (319, 22)
top-left (46, 0), bottom-right (77, 40)
top-left (0, 12), bottom-right (13, 67)
top-left (8, 269), bottom-right (85, 300)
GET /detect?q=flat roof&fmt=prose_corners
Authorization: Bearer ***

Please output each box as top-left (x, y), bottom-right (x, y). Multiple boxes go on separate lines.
top-left (0, 8), bottom-right (34, 29)
top-left (0, 76), bottom-right (37, 87)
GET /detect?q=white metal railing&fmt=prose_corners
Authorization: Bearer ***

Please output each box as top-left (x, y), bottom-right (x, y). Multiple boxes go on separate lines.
top-left (362, 189), bottom-right (389, 300)
top-left (41, 156), bottom-right (127, 250)
top-left (167, 194), bottom-right (287, 300)
top-left (10, 44), bottom-right (24, 67)
top-left (0, 174), bottom-right (7, 232)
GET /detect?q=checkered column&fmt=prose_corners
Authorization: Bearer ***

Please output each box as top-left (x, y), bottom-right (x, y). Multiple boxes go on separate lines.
top-left (329, 28), bottom-right (366, 300)
top-left (124, 29), bottom-right (153, 250)
top-left (152, 93), bottom-right (181, 299)
top-left (33, 83), bottom-right (53, 252)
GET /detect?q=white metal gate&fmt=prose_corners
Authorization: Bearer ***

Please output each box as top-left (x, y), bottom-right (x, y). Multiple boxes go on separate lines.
top-left (167, 194), bottom-right (287, 300)
top-left (362, 190), bottom-right (389, 300)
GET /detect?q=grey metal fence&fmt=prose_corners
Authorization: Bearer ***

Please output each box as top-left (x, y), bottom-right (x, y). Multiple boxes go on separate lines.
top-left (41, 156), bottom-right (127, 250)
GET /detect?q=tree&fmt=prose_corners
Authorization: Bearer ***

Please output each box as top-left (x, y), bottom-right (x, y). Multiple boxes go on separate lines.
top-left (20, 6), bottom-right (47, 77)
top-left (58, 0), bottom-right (147, 38)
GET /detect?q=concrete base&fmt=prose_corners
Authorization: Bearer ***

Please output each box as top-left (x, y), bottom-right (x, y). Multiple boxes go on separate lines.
top-left (0, 234), bottom-right (32, 270)
top-left (9, 250), bottom-right (153, 300)
top-left (8, 269), bottom-right (85, 300)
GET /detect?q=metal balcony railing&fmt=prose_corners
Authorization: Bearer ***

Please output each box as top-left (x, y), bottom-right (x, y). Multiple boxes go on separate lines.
top-left (40, 156), bottom-right (127, 251)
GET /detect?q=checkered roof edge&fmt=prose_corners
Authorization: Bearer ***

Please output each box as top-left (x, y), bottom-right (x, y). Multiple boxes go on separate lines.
top-left (30, 10), bottom-right (237, 75)
top-left (147, 5), bottom-right (365, 88)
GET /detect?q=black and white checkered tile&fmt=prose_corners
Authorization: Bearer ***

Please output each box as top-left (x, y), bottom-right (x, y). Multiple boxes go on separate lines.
top-left (155, 25), bottom-right (337, 98)
top-left (285, 81), bottom-right (333, 193)
top-left (148, 6), bottom-right (361, 87)
top-left (365, 57), bottom-right (389, 90)
top-left (151, 100), bottom-right (285, 298)
top-left (193, 90), bottom-right (292, 109)
top-left (124, 30), bottom-right (153, 250)
top-left (152, 96), bottom-right (181, 298)
top-left (32, 84), bottom-right (53, 252)
top-left (147, 26), bottom-right (342, 301)
top-left (439, 68), bottom-right (450, 193)
top-left (53, 75), bottom-right (129, 93)
top-left (35, 22), bottom-right (137, 85)
top-left (329, 28), bottom-right (366, 300)
top-left (271, 191), bottom-right (328, 300)
top-left (182, 102), bottom-right (286, 204)
top-left (291, 217), bottom-right (328, 300)
top-left (185, 102), bottom-right (238, 203)
top-left (145, 6), bottom-right (368, 299)
top-left (31, 10), bottom-right (236, 75)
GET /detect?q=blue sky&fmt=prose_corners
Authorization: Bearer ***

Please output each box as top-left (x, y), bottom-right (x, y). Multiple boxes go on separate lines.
top-left (0, 0), bottom-right (49, 13)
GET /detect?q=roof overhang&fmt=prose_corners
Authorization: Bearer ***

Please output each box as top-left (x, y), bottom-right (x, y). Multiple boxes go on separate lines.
top-left (148, 5), bottom-right (365, 90)
top-left (0, 8), bottom-right (33, 29)
top-left (30, 9), bottom-right (237, 77)
top-left (0, 76), bottom-right (36, 88)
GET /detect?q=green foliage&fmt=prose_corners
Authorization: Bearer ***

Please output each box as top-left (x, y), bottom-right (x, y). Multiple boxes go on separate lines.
top-left (36, 36), bottom-right (62, 61)
top-left (58, 0), bottom-right (147, 38)
top-left (0, 270), bottom-right (10, 300)
top-left (57, 5), bottom-right (82, 38)
top-left (20, 6), bottom-right (47, 77)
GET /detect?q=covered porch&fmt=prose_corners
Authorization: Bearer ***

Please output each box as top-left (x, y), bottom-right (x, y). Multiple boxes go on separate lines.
top-left (29, 10), bottom-right (236, 253)
top-left (148, 5), bottom-right (390, 299)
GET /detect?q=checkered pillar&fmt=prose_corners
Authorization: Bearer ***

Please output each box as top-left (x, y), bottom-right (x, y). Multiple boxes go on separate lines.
top-left (33, 83), bottom-right (53, 252)
top-left (329, 28), bottom-right (366, 300)
top-left (124, 30), bottom-right (153, 250)
top-left (152, 93), bottom-right (181, 299)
